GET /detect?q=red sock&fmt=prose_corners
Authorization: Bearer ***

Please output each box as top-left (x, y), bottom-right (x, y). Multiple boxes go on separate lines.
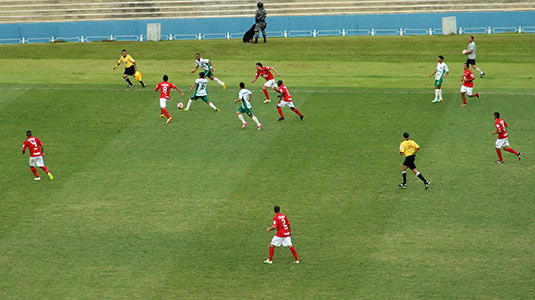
top-left (291, 107), bottom-right (303, 117)
top-left (496, 149), bottom-right (503, 161)
top-left (462, 99), bottom-right (467, 104)
top-left (163, 109), bottom-right (170, 118)
top-left (277, 107), bottom-right (284, 118)
top-left (41, 166), bottom-right (49, 174)
top-left (290, 247), bottom-right (299, 261)
top-left (30, 167), bottom-right (39, 177)
top-left (269, 245), bottom-right (274, 261)
top-left (263, 89), bottom-right (270, 100)
top-left (505, 148), bottom-right (518, 155)
top-left (160, 108), bottom-right (164, 114)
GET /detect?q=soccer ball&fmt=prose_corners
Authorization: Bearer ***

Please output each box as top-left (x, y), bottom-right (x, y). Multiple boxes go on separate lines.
top-left (177, 102), bottom-right (184, 109)
top-left (462, 49), bottom-right (468, 55)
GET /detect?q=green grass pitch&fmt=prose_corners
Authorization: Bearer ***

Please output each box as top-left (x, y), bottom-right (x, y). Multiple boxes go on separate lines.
top-left (0, 34), bottom-right (534, 299)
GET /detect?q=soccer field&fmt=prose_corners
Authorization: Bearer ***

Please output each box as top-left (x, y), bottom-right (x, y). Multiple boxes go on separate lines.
top-left (0, 35), bottom-right (534, 299)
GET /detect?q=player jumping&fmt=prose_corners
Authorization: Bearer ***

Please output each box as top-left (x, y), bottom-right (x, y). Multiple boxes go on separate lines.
top-left (191, 53), bottom-right (226, 89)
top-left (264, 206), bottom-right (299, 264)
top-left (113, 49), bottom-right (145, 88)
top-left (234, 82), bottom-right (262, 130)
top-left (155, 75), bottom-right (184, 124)
top-left (22, 130), bottom-right (54, 181)
top-left (184, 72), bottom-right (220, 112)
top-left (460, 63), bottom-right (480, 106)
top-left (492, 112), bottom-right (521, 164)
top-left (251, 62), bottom-right (280, 104)
top-left (275, 80), bottom-right (303, 121)
top-left (429, 55), bottom-right (449, 103)
top-left (399, 132), bottom-right (430, 190)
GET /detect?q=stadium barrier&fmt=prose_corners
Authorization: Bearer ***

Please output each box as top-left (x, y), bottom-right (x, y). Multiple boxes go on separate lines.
top-left (7, 25), bottom-right (532, 44)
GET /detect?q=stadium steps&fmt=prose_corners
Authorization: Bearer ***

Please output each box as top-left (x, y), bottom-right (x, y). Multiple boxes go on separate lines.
top-left (0, 0), bottom-right (534, 23)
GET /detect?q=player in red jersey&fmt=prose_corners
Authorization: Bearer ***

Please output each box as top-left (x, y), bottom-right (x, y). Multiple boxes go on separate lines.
top-left (155, 75), bottom-right (184, 124)
top-left (492, 112), bottom-right (521, 164)
top-left (274, 80), bottom-right (304, 121)
top-left (22, 130), bottom-right (54, 181)
top-left (460, 63), bottom-right (480, 106)
top-left (251, 62), bottom-right (280, 104)
top-left (264, 206), bottom-right (299, 264)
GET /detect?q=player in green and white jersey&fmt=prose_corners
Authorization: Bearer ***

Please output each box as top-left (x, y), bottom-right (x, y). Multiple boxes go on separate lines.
top-left (184, 72), bottom-right (220, 112)
top-left (234, 82), bottom-right (262, 130)
top-left (428, 55), bottom-right (449, 103)
top-left (191, 53), bottom-right (226, 89)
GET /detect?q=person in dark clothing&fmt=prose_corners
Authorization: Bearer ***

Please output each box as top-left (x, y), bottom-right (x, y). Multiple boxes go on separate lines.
top-left (254, 2), bottom-right (267, 43)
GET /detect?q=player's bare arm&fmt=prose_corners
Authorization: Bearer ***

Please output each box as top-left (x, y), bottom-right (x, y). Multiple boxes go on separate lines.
top-left (429, 70), bottom-right (437, 78)
top-left (251, 76), bottom-right (258, 83)
top-left (271, 67), bottom-right (280, 76)
top-left (443, 71), bottom-right (449, 78)
top-left (133, 61), bottom-right (137, 71)
top-left (190, 83), bottom-right (196, 92)
top-left (414, 147), bottom-right (420, 154)
top-left (174, 86), bottom-right (184, 96)
top-left (209, 61), bottom-right (214, 71)
top-left (267, 225), bottom-right (276, 232)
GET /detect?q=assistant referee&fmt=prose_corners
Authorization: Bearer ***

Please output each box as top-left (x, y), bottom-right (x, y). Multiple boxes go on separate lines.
top-left (399, 132), bottom-right (430, 190)
top-left (113, 49), bottom-right (145, 88)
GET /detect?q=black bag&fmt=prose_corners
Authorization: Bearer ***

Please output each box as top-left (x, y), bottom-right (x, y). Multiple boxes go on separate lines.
top-left (243, 24), bottom-right (256, 43)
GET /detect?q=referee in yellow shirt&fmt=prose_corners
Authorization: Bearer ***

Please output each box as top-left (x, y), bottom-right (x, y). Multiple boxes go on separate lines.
top-left (399, 132), bottom-right (430, 190)
top-left (113, 49), bottom-right (145, 88)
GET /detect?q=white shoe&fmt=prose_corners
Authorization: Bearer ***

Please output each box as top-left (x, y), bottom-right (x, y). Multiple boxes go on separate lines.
top-left (241, 122), bottom-right (247, 129)
top-left (263, 259), bottom-right (273, 264)
top-left (294, 260), bottom-right (300, 264)
top-left (257, 124), bottom-right (262, 131)
top-left (34, 177), bottom-right (41, 181)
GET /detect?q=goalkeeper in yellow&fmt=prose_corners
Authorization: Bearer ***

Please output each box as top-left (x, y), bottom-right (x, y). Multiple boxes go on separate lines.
top-left (113, 49), bottom-right (145, 88)
top-left (399, 132), bottom-right (430, 190)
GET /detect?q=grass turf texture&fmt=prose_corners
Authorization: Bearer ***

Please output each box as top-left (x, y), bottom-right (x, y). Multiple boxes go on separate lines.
top-left (0, 34), bottom-right (534, 299)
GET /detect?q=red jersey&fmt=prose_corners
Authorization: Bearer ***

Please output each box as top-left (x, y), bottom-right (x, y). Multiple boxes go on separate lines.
top-left (272, 213), bottom-right (292, 237)
top-left (463, 69), bottom-right (475, 88)
top-left (255, 66), bottom-right (274, 81)
top-left (279, 84), bottom-right (293, 102)
top-left (22, 136), bottom-right (43, 157)
top-left (155, 81), bottom-right (177, 100)
top-left (495, 118), bottom-right (508, 139)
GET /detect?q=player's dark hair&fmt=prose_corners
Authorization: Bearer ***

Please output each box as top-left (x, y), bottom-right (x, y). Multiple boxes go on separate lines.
top-left (199, 72), bottom-right (205, 78)
top-left (163, 75), bottom-right (168, 81)
top-left (277, 80), bottom-right (283, 86)
top-left (494, 112), bottom-right (500, 118)
top-left (256, 62), bottom-right (263, 67)
top-left (274, 206), bottom-right (280, 213)
top-left (239, 82), bottom-right (245, 88)
top-left (470, 35), bottom-right (474, 40)
top-left (26, 130), bottom-right (32, 136)
top-left (403, 132), bottom-right (409, 139)
top-left (438, 55), bottom-right (444, 60)
top-left (195, 52), bottom-right (200, 56)
top-left (122, 49), bottom-right (126, 52)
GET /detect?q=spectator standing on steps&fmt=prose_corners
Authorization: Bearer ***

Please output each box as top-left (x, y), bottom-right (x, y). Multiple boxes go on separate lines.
top-left (254, 2), bottom-right (267, 43)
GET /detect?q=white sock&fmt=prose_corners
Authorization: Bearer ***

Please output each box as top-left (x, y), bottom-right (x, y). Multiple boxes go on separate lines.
top-left (186, 99), bottom-right (192, 110)
top-left (237, 114), bottom-right (246, 123)
top-left (475, 67), bottom-right (483, 74)
top-left (208, 102), bottom-right (217, 110)
top-left (213, 77), bottom-right (223, 86)
top-left (251, 116), bottom-right (261, 126)
top-left (438, 89), bottom-right (443, 100)
top-left (434, 89), bottom-right (439, 99)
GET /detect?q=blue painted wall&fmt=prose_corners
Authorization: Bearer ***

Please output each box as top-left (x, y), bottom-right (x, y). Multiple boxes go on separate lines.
top-left (0, 11), bottom-right (534, 40)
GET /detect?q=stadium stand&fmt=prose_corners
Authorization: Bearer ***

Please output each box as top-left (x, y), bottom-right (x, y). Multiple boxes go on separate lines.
top-left (0, 0), bottom-right (534, 23)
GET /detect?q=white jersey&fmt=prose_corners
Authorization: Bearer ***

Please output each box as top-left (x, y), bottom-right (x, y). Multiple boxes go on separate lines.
top-left (435, 62), bottom-right (449, 80)
top-left (467, 42), bottom-right (476, 59)
top-left (195, 58), bottom-right (211, 71)
top-left (238, 88), bottom-right (252, 109)
top-left (194, 78), bottom-right (209, 96)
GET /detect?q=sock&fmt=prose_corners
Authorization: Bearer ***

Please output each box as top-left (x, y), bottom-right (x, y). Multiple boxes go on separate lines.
top-left (475, 67), bottom-right (483, 74)
top-left (125, 78), bottom-right (133, 86)
top-left (505, 148), bottom-right (518, 155)
top-left (163, 109), bottom-right (170, 118)
top-left (438, 89), bottom-right (443, 100)
top-left (186, 99), bottom-right (192, 110)
top-left (434, 89), bottom-right (439, 100)
top-left (269, 246), bottom-right (274, 261)
top-left (237, 114), bottom-right (246, 124)
top-left (30, 166), bottom-right (39, 177)
top-left (402, 171), bottom-right (407, 184)
top-left (290, 107), bottom-right (303, 117)
top-left (41, 166), bottom-right (49, 174)
top-left (277, 107), bottom-right (284, 118)
top-left (139, 81), bottom-right (145, 87)
top-left (416, 172), bottom-right (427, 183)
top-left (462, 98), bottom-right (467, 104)
top-left (290, 247), bottom-right (299, 261)
top-left (208, 102), bottom-right (217, 110)
top-left (263, 89), bottom-right (270, 100)
top-left (496, 148), bottom-right (503, 161)
top-left (251, 115), bottom-right (261, 126)
top-left (213, 77), bottom-right (223, 86)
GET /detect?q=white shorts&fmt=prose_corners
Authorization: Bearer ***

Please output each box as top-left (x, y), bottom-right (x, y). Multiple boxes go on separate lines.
top-left (495, 138), bottom-right (510, 148)
top-left (29, 156), bottom-right (45, 167)
top-left (264, 79), bottom-right (278, 89)
top-left (277, 100), bottom-right (295, 108)
top-left (460, 85), bottom-right (473, 96)
top-left (271, 235), bottom-right (293, 247)
top-left (160, 98), bottom-right (168, 108)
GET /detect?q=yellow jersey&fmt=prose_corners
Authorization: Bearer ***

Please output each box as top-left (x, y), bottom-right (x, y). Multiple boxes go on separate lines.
top-left (116, 54), bottom-right (135, 68)
top-left (399, 140), bottom-right (420, 157)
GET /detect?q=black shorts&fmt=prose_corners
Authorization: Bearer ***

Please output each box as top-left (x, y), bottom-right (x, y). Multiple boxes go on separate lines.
top-left (403, 155), bottom-right (417, 170)
top-left (466, 58), bottom-right (476, 66)
top-left (124, 66), bottom-right (135, 76)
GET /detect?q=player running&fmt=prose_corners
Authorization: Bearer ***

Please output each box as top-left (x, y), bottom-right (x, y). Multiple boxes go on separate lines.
top-left (191, 53), bottom-right (226, 89)
top-left (492, 112), bottom-right (521, 164)
top-left (155, 75), bottom-right (184, 124)
top-left (251, 62), bottom-right (280, 104)
top-left (22, 130), bottom-right (54, 181)
top-left (463, 35), bottom-right (485, 78)
top-left (113, 49), bottom-right (145, 88)
top-left (274, 80), bottom-right (303, 121)
top-left (460, 63), bottom-right (480, 106)
top-left (184, 72), bottom-right (220, 112)
top-left (234, 82), bottom-right (262, 130)
top-left (264, 206), bottom-right (299, 264)
top-left (399, 132), bottom-right (430, 190)
top-left (429, 55), bottom-right (449, 103)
